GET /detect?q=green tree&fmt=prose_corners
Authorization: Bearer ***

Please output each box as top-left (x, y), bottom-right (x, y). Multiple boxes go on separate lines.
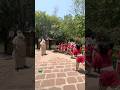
top-left (86, 0), bottom-right (120, 44)
top-left (35, 6), bottom-right (85, 44)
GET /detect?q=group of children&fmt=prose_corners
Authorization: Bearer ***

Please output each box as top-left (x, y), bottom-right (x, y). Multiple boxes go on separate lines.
top-left (85, 39), bottom-right (120, 89)
top-left (98, 44), bottom-right (120, 90)
top-left (56, 42), bottom-right (85, 70)
top-left (56, 42), bottom-right (76, 54)
top-left (56, 37), bottom-right (120, 89)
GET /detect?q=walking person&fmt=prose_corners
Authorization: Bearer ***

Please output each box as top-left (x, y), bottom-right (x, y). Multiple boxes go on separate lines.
top-left (40, 38), bottom-right (47, 56)
top-left (12, 30), bottom-right (29, 71)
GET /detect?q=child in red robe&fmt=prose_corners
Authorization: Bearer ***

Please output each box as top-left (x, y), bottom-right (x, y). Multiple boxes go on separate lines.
top-left (70, 43), bottom-right (75, 58)
top-left (85, 44), bottom-right (93, 63)
top-left (60, 43), bottom-right (64, 52)
top-left (76, 54), bottom-right (85, 71)
top-left (99, 50), bottom-right (120, 90)
top-left (85, 44), bottom-right (93, 74)
top-left (72, 44), bottom-right (81, 58)
top-left (93, 44), bottom-right (112, 73)
top-left (64, 43), bottom-right (68, 53)
top-left (99, 70), bottom-right (120, 90)
top-left (75, 44), bottom-right (85, 70)
top-left (57, 43), bottom-right (61, 52)
top-left (67, 43), bottom-right (71, 54)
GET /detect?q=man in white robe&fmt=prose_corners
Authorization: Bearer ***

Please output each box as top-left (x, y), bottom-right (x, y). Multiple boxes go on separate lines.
top-left (40, 39), bottom-right (46, 56)
top-left (12, 30), bottom-right (29, 71)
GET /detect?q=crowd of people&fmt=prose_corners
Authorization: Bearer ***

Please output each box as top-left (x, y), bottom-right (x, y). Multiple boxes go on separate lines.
top-left (39, 34), bottom-right (120, 89)
top-left (55, 36), bottom-right (120, 90)
top-left (56, 42), bottom-right (84, 55)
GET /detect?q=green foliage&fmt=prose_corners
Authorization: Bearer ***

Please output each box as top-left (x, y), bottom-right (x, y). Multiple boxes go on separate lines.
top-left (86, 0), bottom-right (120, 44)
top-left (35, 11), bottom-right (62, 40)
top-left (0, 0), bottom-right (34, 32)
top-left (0, 0), bottom-right (19, 31)
top-left (35, 11), bottom-right (85, 43)
top-left (35, 0), bottom-right (85, 43)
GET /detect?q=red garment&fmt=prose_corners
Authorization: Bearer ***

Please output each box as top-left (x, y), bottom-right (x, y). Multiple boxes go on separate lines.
top-left (67, 44), bottom-right (74, 55)
top-left (85, 45), bottom-right (93, 67)
top-left (117, 62), bottom-right (120, 75)
top-left (86, 56), bottom-right (91, 63)
top-left (61, 44), bottom-right (64, 51)
top-left (64, 44), bottom-right (68, 51)
top-left (108, 49), bottom-right (112, 56)
top-left (92, 47), bottom-right (97, 62)
top-left (57, 45), bottom-right (61, 50)
top-left (85, 45), bottom-right (93, 63)
top-left (93, 53), bottom-right (112, 68)
top-left (67, 44), bottom-right (70, 47)
top-left (100, 71), bottom-right (120, 87)
top-left (71, 45), bottom-right (74, 48)
top-left (76, 55), bottom-right (85, 63)
top-left (72, 48), bottom-right (81, 55)
top-left (86, 45), bottom-right (93, 52)
top-left (71, 45), bottom-right (75, 51)
top-left (62, 44), bottom-right (65, 51)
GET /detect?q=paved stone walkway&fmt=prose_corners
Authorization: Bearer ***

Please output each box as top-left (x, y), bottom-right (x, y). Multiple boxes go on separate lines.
top-left (35, 50), bottom-right (85, 90)
top-left (0, 56), bottom-right (34, 90)
top-left (0, 53), bottom-right (12, 60)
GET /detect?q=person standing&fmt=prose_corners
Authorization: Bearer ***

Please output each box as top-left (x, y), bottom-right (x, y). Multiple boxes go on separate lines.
top-left (12, 30), bottom-right (28, 71)
top-left (40, 38), bottom-right (47, 56)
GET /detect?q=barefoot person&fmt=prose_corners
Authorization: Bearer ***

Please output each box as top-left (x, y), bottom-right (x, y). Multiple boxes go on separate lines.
top-left (40, 38), bottom-right (46, 56)
top-left (12, 30), bottom-right (28, 71)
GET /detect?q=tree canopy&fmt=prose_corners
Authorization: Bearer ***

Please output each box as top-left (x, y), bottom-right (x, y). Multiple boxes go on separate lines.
top-left (35, 0), bottom-right (85, 44)
top-left (86, 0), bottom-right (120, 44)
top-left (35, 11), bottom-right (85, 44)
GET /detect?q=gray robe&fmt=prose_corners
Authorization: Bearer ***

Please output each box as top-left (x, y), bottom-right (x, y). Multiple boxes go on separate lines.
top-left (40, 39), bottom-right (46, 55)
top-left (12, 35), bottom-right (26, 68)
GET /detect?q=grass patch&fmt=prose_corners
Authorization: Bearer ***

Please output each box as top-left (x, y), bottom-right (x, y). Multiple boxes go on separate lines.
top-left (38, 68), bottom-right (43, 74)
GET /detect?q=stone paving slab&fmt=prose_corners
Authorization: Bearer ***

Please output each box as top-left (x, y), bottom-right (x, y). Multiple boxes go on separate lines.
top-left (0, 57), bottom-right (34, 90)
top-left (0, 53), bottom-right (12, 60)
top-left (35, 50), bottom-right (85, 90)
